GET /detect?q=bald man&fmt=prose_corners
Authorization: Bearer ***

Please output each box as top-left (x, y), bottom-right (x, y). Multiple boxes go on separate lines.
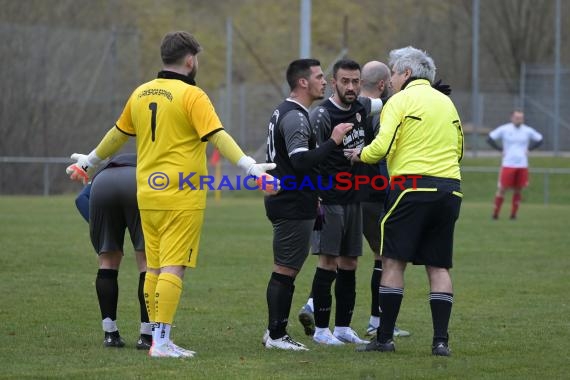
top-left (359, 61), bottom-right (410, 339)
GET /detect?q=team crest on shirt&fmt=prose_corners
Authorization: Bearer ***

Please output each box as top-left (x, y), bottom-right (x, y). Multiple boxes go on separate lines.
top-left (356, 113), bottom-right (362, 123)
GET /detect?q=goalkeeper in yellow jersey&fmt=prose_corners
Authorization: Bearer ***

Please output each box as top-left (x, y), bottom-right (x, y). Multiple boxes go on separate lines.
top-left (67, 31), bottom-right (276, 358)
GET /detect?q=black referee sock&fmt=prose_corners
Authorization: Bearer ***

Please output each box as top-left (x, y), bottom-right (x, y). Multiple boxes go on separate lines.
top-left (138, 272), bottom-right (149, 323)
top-left (370, 260), bottom-right (382, 317)
top-left (311, 267), bottom-right (337, 328)
top-left (266, 272), bottom-right (295, 340)
top-left (96, 269), bottom-right (119, 320)
top-left (377, 286), bottom-right (403, 343)
top-left (335, 268), bottom-right (356, 327)
top-left (430, 292), bottom-right (453, 344)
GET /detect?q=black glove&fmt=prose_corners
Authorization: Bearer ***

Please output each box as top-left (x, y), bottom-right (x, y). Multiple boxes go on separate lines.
top-left (433, 79), bottom-right (452, 95)
top-left (313, 203), bottom-right (325, 231)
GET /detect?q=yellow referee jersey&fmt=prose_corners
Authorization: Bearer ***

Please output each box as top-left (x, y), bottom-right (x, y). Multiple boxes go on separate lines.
top-left (116, 72), bottom-right (223, 210)
top-left (360, 79), bottom-right (463, 180)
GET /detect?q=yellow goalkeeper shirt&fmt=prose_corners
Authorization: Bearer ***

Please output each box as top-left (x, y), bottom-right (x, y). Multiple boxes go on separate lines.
top-left (360, 79), bottom-right (463, 180)
top-left (116, 71), bottom-right (223, 210)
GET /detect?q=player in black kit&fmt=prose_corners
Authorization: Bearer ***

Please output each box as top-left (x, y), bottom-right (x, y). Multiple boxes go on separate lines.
top-left (306, 59), bottom-right (383, 345)
top-left (261, 59), bottom-right (353, 351)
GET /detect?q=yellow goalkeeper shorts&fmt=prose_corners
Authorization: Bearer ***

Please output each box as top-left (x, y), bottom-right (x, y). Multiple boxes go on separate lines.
top-left (140, 209), bottom-right (204, 269)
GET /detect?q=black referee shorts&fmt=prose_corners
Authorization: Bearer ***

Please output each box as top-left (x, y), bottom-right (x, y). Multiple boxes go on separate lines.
top-left (380, 176), bottom-right (462, 269)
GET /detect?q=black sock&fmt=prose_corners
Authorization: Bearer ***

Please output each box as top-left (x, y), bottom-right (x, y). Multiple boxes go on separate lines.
top-left (311, 267), bottom-right (336, 328)
top-left (96, 269), bottom-right (119, 320)
top-left (138, 272), bottom-right (149, 323)
top-left (377, 286), bottom-right (403, 343)
top-left (430, 292), bottom-right (453, 345)
top-left (370, 260), bottom-right (382, 317)
top-left (335, 268), bottom-right (356, 327)
top-left (266, 272), bottom-right (295, 339)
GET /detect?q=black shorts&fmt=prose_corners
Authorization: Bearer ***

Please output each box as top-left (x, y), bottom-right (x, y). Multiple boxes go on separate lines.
top-left (361, 201), bottom-right (384, 255)
top-left (381, 176), bottom-right (462, 269)
top-left (272, 218), bottom-right (314, 271)
top-left (312, 203), bottom-right (363, 257)
top-left (89, 166), bottom-right (144, 255)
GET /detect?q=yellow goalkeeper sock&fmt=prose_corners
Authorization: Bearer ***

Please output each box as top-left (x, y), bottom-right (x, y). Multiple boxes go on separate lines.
top-left (155, 273), bottom-right (183, 325)
top-left (143, 272), bottom-right (159, 323)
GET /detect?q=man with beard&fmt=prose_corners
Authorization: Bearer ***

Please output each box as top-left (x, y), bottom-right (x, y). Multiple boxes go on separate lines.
top-left (302, 59), bottom-right (382, 345)
top-left (66, 31), bottom-right (276, 358)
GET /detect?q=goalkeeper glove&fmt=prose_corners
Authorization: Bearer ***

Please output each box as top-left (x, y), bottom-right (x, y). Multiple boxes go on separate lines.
top-left (237, 156), bottom-right (280, 195)
top-left (66, 151), bottom-right (103, 184)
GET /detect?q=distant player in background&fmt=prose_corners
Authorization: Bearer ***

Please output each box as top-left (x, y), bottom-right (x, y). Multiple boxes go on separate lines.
top-left (75, 153), bottom-right (152, 350)
top-left (262, 58), bottom-right (353, 351)
top-left (358, 61), bottom-right (410, 339)
top-left (487, 110), bottom-right (543, 220)
top-left (67, 31), bottom-right (276, 358)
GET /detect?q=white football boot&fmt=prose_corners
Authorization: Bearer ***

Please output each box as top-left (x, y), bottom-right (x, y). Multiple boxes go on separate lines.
top-left (333, 327), bottom-right (370, 344)
top-left (312, 328), bottom-right (345, 345)
top-left (265, 335), bottom-right (308, 351)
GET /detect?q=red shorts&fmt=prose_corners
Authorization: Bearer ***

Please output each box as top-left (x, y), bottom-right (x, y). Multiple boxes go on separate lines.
top-left (499, 167), bottom-right (529, 189)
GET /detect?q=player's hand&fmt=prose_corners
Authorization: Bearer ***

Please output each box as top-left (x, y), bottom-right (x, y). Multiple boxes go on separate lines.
top-left (66, 152), bottom-right (100, 184)
top-left (433, 79), bottom-right (452, 95)
top-left (331, 123), bottom-right (353, 145)
top-left (66, 163), bottom-right (89, 184)
top-left (238, 156), bottom-right (276, 178)
top-left (343, 148), bottom-right (362, 163)
top-left (255, 173), bottom-right (280, 195)
top-left (237, 156), bottom-right (280, 195)
top-left (248, 162), bottom-right (277, 178)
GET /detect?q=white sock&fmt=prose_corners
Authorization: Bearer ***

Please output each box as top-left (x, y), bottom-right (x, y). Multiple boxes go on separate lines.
top-left (102, 318), bottom-right (118, 333)
top-left (314, 327), bottom-right (330, 336)
top-left (307, 298), bottom-right (314, 312)
top-left (153, 322), bottom-right (171, 346)
top-left (140, 322), bottom-right (153, 335)
top-left (369, 316), bottom-right (380, 328)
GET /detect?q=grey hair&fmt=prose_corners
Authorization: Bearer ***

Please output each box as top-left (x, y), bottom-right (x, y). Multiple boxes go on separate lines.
top-left (388, 46), bottom-right (436, 83)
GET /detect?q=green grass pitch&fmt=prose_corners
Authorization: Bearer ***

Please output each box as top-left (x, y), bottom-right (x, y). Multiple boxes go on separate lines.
top-left (0, 157), bottom-right (568, 379)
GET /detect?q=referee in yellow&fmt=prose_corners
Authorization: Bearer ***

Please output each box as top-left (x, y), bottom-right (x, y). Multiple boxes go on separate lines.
top-left (66, 31), bottom-right (275, 358)
top-left (349, 46), bottom-right (463, 356)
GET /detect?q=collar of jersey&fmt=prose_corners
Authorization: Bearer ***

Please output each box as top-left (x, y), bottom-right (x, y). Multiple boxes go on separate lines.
top-left (401, 78), bottom-right (430, 90)
top-left (328, 96), bottom-right (352, 111)
top-left (157, 70), bottom-right (196, 86)
top-left (286, 98), bottom-right (310, 113)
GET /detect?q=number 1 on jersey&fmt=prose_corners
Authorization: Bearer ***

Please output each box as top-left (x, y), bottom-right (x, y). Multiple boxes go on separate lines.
top-left (149, 102), bottom-right (158, 142)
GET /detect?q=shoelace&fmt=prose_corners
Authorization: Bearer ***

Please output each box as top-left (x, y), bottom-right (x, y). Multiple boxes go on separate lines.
top-left (283, 336), bottom-right (304, 347)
